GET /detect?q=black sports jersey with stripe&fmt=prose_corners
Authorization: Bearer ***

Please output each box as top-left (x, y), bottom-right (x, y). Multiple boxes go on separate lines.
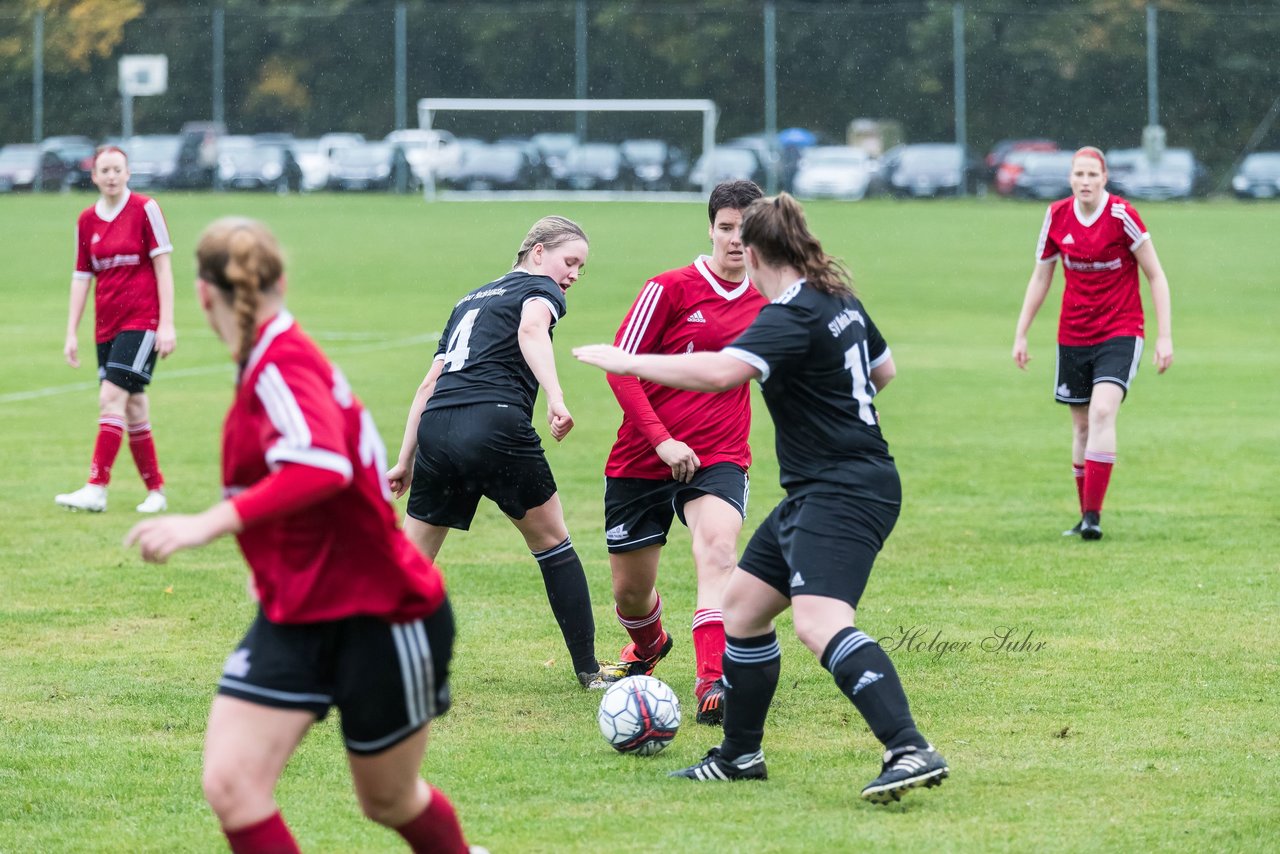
top-left (426, 270), bottom-right (568, 416)
top-left (724, 280), bottom-right (899, 503)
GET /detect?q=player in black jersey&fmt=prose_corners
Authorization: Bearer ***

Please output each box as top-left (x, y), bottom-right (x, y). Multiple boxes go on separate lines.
top-left (387, 216), bottom-right (616, 690)
top-left (576, 194), bottom-right (948, 803)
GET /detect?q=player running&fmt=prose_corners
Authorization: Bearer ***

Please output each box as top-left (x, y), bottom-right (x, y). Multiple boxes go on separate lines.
top-left (1013, 146), bottom-right (1174, 540)
top-left (57, 145), bottom-right (174, 514)
top-left (576, 194), bottom-right (948, 803)
top-left (386, 216), bottom-right (616, 690)
top-left (126, 218), bottom-right (476, 853)
top-left (598, 180), bottom-right (766, 726)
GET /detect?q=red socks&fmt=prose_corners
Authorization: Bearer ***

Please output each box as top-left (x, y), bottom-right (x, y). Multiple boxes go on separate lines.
top-left (692, 608), bottom-right (725, 697)
top-left (88, 415), bottom-right (125, 485)
top-left (394, 786), bottom-right (468, 854)
top-left (1083, 451), bottom-right (1116, 515)
top-left (223, 812), bottom-right (300, 854)
top-left (1072, 463), bottom-right (1086, 514)
top-left (617, 595), bottom-right (665, 657)
top-left (128, 421), bottom-right (165, 491)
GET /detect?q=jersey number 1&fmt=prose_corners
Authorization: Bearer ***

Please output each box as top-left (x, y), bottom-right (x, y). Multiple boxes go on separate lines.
top-left (442, 308), bottom-right (479, 372)
top-left (843, 342), bottom-right (877, 426)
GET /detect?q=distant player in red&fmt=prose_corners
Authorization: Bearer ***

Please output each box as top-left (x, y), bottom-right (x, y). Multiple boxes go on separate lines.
top-left (126, 219), bottom-right (475, 854)
top-left (1013, 146), bottom-right (1174, 540)
top-left (600, 180), bottom-right (766, 725)
top-left (57, 145), bottom-right (174, 514)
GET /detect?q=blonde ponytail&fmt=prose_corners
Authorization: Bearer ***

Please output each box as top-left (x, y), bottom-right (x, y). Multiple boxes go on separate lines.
top-left (196, 218), bottom-right (285, 370)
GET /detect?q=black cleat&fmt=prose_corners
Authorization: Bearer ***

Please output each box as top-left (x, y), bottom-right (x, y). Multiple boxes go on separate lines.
top-left (1062, 518), bottom-right (1084, 537)
top-left (695, 680), bottom-right (726, 726)
top-left (602, 632), bottom-right (674, 681)
top-left (669, 746), bottom-right (767, 781)
top-left (861, 745), bottom-right (949, 804)
top-left (1080, 511), bottom-right (1103, 541)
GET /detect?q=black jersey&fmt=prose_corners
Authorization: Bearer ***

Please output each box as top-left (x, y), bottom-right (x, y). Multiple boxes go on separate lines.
top-left (724, 280), bottom-right (899, 503)
top-left (426, 270), bottom-right (568, 416)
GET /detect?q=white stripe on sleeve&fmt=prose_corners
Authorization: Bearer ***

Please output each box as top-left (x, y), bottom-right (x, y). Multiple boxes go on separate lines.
top-left (1034, 205), bottom-right (1054, 262)
top-left (619, 282), bottom-right (663, 354)
top-left (723, 346), bottom-right (770, 382)
top-left (255, 364), bottom-right (312, 450)
top-left (143, 199), bottom-right (173, 256)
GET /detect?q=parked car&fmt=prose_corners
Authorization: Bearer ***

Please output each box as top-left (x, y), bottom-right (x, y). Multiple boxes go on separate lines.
top-left (121, 134), bottom-right (182, 189)
top-left (530, 132), bottom-right (578, 187)
top-left (792, 146), bottom-right (875, 200)
top-left (687, 146), bottom-right (763, 190)
top-left (560, 142), bottom-right (623, 190)
top-left (1107, 148), bottom-right (1207, 200)
top-left (40, 135), bottom-right (96, 188)
top-left (1231, 152), bottom-right (1280, 199)
top-left (887, 143), bottom-right (984, 197)
top-left (0, 143), bottom-right (69, 191)
top-left (326, 142), bottom-right (411, 191)
top-left (1010, 150), bottom-right (1077, 200)
top-left (619, 139), bottom-right (688, 191)
top-left (385, 129), bottom-right (461, 186)
top-left (445, 142), bottom-right (536, 191)
top-left (218, 138), bottom-right (302, 192)
top-left (173, 121), bottom-right (225, 188)
top-left (985, 138), bottom-right (1058, 170)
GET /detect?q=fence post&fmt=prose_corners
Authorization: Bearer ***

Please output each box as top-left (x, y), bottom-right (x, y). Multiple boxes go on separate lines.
top-left (395, 2), bottom-right (407, 132)
top-left (953, 2), bottom-right (967, 196)
top-left (763, 0), bottom-right (777, 194)
top-left (1146, 3), bottom-right (1158, 127)
top-left (33, 10), bottom-right (44, 146)
top-left (213, 5), bottom-right (225, 126)
top-left (575, 0), bottom-right (588, 141)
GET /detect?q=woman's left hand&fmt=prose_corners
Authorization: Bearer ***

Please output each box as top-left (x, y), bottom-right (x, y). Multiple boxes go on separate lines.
top-left (124, 515), bottom-right (215, 563)
top-left (548, 399), bottom-right (574, 442)
top-left (157, 323), bottom-right (177, 358)
top-left (1153, 336), bottom-right (1173, 374)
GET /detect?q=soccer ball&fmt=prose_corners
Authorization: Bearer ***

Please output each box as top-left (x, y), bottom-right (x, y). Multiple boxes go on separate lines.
top-left (597, 675), bottom-right (681, 755)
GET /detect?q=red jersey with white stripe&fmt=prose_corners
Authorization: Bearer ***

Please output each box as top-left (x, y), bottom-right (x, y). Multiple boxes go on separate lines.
top-left (1035, 190), bottom-right (1150, 346)
top-left (605, 257), bottom-right (767, 479)
top-left (73, 190), bottom-right (172, 343)
top-left (222, 312), bottom-right (445, 624)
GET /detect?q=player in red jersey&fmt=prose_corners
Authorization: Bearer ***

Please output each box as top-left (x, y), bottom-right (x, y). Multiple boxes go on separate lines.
top-left (1013, 146), bottom-right (1174, 540)
top-left (598, 180), bottom-right (766, 726)
top-left (125, 219), bottom-right (476, 854)
top-left (57, 146), bottom-right (175, 514)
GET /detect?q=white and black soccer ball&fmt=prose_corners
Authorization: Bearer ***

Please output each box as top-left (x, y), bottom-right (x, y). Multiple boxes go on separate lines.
top-left (597, 675), bottom-right (681, 755)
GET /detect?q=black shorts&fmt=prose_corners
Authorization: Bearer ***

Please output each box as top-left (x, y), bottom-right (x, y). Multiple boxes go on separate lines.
top-left (96, 330), bottom-right (159, 394)
top-left (216, 600), bottom-right (454, 755)
top-left (407, 403), bottom-right (557, 530)
top-left (604, 462), bottom-right (749, 553)
top-left (1055, 336), bottom-right (1143, 404)
top-left (738, 492), bottom-right (899, 610)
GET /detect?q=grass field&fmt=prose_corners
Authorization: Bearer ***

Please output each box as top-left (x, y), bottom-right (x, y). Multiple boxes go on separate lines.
top-left (1, 192), bottom-right (1277, 853)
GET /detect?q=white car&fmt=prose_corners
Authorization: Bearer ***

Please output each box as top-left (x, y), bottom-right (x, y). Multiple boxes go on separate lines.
top-left (793, 146), bottom-right (874, 200)
top-left (385, 129), bottom-right (461, 185)
top-left (293, 134), bottom-right (365, 191)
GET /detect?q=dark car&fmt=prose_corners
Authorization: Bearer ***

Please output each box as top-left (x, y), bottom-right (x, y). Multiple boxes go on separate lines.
top-left (530, 132), bottom-right (578, 187)
top-left (0, 144), bottom-right (70, 191)
top-left (687, 147), bottom-right (763, 190)
top-left (41, 135), bottom-right (96, 188)
top-left (1108, 148), bottom-right (1207, 200)
top-left (1011, 150), bottom-right (1077, 200)
top-left (446, 143), bottom-right (535, 191)
top-left (173, 121), bottom-right (225, 188)
top-left (326, 142), bottom-right (410, 191)
top-left (1231, 152), bottom-right (1280, 199)
top-left (560, 143), bottom-right (623, 190)
top-left (619, 139), bottom-right (688, 191)
top-left (887, 143), bottom-right (985, 197)
top-left (121, 135), bottom-right (182, 190)
top-left (985, 138), bottom-right (1058, 170)
top-left (218, 138), bottom-right (302, 192)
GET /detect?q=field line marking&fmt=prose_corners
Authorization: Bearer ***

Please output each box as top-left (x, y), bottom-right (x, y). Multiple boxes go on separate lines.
top-left (0, 331), bottom-right (440, 406)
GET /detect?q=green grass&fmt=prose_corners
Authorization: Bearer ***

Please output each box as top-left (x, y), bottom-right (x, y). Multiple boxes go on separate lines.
top-left (1, 193), bottom-right (1277, 853)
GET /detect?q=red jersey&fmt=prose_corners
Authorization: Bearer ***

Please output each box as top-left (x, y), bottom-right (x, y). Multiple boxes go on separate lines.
top-left (1035, 190), bottom-right (1150, 346)
top-left (73, 190), bottom-right (172, 343)
top-left (223, 311), bottom-right (445, 624)
top-left (605, 256), bottom-right (767, 479)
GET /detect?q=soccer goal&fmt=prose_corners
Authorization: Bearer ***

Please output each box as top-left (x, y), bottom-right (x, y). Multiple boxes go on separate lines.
top-left (416, 97), bottom-right (719, 201)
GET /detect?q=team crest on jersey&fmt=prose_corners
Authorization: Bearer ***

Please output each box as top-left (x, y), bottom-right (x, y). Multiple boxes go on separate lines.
top-left (91, 233), bottom-right (101, 243)
top-left (686, 310), bottom-right (706, 323)
top-left (1062, 233), bottom-right (1075, 245)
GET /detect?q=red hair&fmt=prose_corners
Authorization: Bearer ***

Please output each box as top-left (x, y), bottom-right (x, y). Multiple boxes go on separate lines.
top-left (1073, 146), bottom-right (1106, 172)
top-left (93, 145), bottom-right (128, 168)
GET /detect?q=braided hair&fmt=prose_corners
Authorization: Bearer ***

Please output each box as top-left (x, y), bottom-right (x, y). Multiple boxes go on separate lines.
top-left (196, 218), bottom-right (284, 370)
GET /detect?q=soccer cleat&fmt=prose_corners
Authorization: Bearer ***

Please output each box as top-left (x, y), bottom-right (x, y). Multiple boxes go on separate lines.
top-left (55, 484), bottom-right (107, 513)
top-left (1062, 518), bottom-right (1083, 537)
top-left (860, 744), bottom-right (949, 804)
top-left (669, 746), bottom-right (767, 781)
top-left (603, 632), bottom-right (674, 681)
top-left (579, 659), bottom-right (626, 689)
top-left (1080, 511), bottom-right (1103, 541)
top-left (695, 679), bottom-right (726, 726)
top-left (136, 490), bottom-right (167, 514)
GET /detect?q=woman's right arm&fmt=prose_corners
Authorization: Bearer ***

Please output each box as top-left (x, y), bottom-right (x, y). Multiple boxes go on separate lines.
top-left (64, 276), bottom-right (91, 368)
top-left (387, 359), bottom-right (444, 498)
top-left (1012, 260), bottom-right (1055, 370)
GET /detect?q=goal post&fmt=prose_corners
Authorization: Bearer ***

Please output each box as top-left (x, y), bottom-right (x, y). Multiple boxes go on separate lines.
top-left (416, 97), bottom-right (719, 200)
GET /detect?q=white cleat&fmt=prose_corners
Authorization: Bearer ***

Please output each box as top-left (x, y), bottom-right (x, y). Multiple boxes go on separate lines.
top-left (136, 490), bottom-right (168, 514)
top-left (55, 484), bottom-right (108, 512)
